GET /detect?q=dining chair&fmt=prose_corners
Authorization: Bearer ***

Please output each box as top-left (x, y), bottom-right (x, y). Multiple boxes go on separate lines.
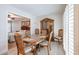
top-left (40, 29), bottom-right (48, 40)
top-left (35, 28), bottom-right (39, 35)
top-left (14, 32), bottom-right (36, 55)
top-left (55, 29), bottom-right (63, 44)
top-left (39, 31), bottom-right (53, 55)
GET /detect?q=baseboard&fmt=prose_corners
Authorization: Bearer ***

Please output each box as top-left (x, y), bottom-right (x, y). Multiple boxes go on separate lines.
top-left (0, 51), bottom-right (8, 55)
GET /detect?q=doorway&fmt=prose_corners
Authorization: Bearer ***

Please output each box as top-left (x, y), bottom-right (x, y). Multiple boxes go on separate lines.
top-left (8, 13), bottom-right (31, 53)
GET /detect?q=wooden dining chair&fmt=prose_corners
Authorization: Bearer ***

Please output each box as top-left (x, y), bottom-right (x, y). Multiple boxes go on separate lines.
top-left (55, 29), bottom-right (63, 44)
top-left (39, 31), bottom-right (53, 55)
top-left (35, 28), bottom-right (39, 35)
top-left (40, 29), bottom-right (48, 40)
top-left (14, 33), bottom-right (36, 55)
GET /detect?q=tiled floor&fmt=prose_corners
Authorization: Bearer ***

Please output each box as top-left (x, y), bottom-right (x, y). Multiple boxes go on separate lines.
top-left (8, 41), bottom-right (65, 55)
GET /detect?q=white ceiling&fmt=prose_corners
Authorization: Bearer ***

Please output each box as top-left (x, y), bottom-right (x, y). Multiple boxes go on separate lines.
top-left (11, 4), bottom-right (66, 17)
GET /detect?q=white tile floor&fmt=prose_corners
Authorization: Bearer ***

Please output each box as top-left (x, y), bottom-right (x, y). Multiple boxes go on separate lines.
top-left (8, 42), bottom-right (65, 55)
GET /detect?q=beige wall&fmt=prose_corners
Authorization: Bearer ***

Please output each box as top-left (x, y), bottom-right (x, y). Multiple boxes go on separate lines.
top-left (74, 4), bottom-right (79, 55)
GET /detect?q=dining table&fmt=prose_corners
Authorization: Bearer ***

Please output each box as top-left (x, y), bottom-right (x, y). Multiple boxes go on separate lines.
top-left (23, 35), bottom-right (47, 44)
top-left (23, 35), bottom-right (46, 52)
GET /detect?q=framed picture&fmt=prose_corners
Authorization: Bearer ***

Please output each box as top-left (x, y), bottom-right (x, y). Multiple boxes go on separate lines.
top-left (21, 21), bottom-right (30, 26)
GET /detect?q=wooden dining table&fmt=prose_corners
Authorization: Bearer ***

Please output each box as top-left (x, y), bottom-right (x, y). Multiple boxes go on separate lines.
top-left (23, 35), bottom-right (45, 47)
top-left (23, 35), bottom-right (45, 45)
top-left (23, 35), bottom-right (45, 54)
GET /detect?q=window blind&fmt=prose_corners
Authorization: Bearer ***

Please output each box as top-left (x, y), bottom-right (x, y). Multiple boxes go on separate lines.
top-left (63, 4), bottom-right (74, 55)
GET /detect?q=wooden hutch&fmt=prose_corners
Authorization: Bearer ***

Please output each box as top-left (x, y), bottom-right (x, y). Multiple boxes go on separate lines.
top-left (40, 18), bottom-right (54, 41)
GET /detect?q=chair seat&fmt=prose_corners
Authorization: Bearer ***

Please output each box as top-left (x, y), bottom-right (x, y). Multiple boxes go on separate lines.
top-left (39, 40), bottom-right (48, 46)
top-left (55, 36), bottom-right (62, 39)
top-left (25, 46), bottom-right (36, 53)
top-left (55, 36), bottom-right (63, 42)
